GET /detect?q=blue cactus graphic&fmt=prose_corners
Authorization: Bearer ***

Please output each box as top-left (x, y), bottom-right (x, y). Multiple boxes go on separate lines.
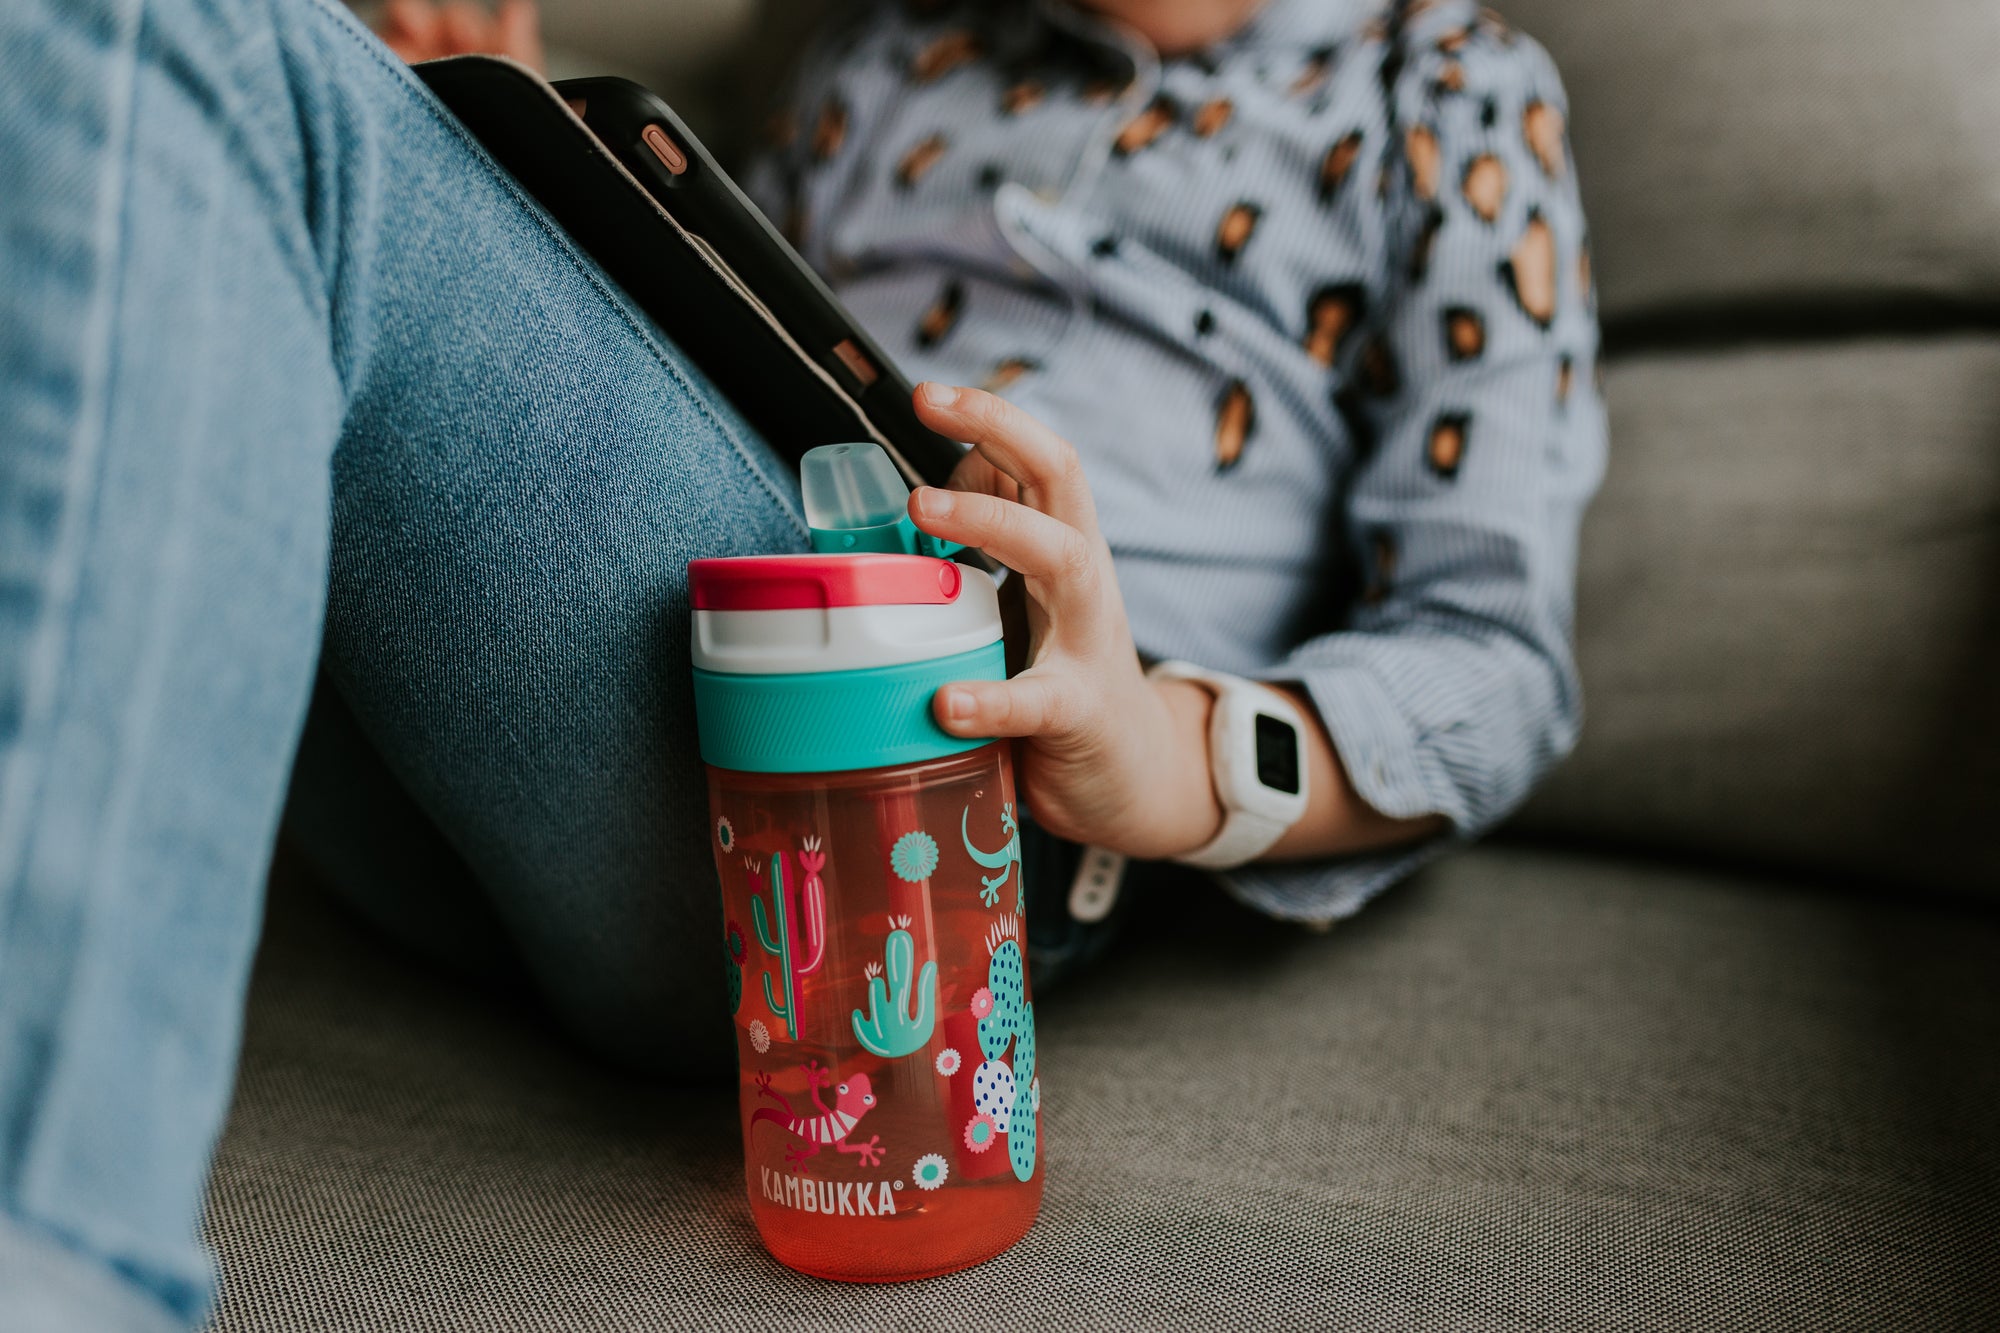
top-left (977, 926), bottom-right (1038, 1183)
top-left (851, 916), bottom-right (938, 1058)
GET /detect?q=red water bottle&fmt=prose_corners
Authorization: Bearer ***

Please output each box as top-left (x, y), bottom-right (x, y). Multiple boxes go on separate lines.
top-left (692, 444), bottom-right (1042, 1281)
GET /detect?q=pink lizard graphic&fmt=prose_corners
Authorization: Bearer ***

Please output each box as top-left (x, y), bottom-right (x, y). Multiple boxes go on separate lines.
top-left (751, 1059), bottom-right (884, 1166)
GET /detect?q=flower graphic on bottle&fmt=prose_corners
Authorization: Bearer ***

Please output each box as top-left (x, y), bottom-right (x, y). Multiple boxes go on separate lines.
top-left (889, 830), bottom-right (940, 882)
top-left (724, 919), bottom-right (747, 964)
top-left (716, 815), bottom-right (735, 853)
top-left (912, 1153), bottom-right (949, 1191)
top-left (963, 1112), bottom-right (998, 1153)
top-left (969, 987), bottom-right (994, 1019)
top-left (935, 1047), bottom-right (962, 1077)
top-left (749, 1019), bottom-right (771, 1054)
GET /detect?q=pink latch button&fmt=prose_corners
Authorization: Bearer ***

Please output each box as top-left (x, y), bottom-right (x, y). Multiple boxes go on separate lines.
top-left (690, 554), bottom-right (966, 611)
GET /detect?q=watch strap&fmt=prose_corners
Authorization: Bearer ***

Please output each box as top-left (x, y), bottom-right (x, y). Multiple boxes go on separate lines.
top-left (1146, 660), bottom-right (1308, 871)
top-left (1176, 804), bottom-right (1293, 871)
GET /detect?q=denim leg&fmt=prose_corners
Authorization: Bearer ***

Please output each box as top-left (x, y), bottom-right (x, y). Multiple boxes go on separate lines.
top-left (303, 19), bottom-right (807, 1079)
top-left (0, 0), bottom-right (803, 1324)
top-left (282, 675), bottom-right (529, 987)
top-left (0, 0), bottom-right (343, 1325)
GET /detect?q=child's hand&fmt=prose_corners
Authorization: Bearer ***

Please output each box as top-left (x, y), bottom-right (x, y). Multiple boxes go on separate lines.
top-left (909, 383), bottom-right (1224, 860)
top-left (376, 0), bottom-right (545, 71)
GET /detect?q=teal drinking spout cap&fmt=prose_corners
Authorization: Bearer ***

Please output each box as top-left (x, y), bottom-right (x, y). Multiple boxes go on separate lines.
top-left (801, 442), bottom-right (961, 558)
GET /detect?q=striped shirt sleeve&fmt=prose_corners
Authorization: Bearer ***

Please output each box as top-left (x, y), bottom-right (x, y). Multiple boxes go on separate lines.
top-left (1223, 6), bottom-right (1608, 923)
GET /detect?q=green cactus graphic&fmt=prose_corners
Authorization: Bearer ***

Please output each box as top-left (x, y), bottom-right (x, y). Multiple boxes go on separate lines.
top-left (851, 916), bottom-right (938, 1058)
top-left (723, 918), bottom-right (747, 1017)
top-left (749, 840), bottom-right (827, 1043)
top-left (977, 922), bottom-right (1039, 1183)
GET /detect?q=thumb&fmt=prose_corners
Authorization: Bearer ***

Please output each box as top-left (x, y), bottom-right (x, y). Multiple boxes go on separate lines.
top-left (933, 674), bottom-right (1078, 741)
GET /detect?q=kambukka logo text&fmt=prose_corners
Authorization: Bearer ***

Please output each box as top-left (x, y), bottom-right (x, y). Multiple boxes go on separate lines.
top-left (760, 1166), bottom-right (899, 1217)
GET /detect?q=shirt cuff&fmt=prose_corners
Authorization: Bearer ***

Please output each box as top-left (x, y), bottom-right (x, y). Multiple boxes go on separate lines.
top-left (1289, 663), bottom-right (1453, 822)
top-left (1214, 835), bottom-right (1454, 926)
top-left (1212, 661), bottom-right (1463, 925)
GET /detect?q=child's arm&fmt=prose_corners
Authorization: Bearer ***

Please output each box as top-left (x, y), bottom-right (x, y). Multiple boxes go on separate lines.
top-left (911, 8), bottom-right (1605, 882)
top-left (908, 383), bottom-right (1443, 864)
top-left (1251, 8), bottom-right (1606, 860)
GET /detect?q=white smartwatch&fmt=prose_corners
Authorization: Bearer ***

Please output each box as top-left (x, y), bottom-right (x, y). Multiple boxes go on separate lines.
top-left (1147, 660), bottom-right (1311, 871)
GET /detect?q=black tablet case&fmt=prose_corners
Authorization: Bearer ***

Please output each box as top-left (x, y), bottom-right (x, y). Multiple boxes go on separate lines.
top-left (414, 55), bottom-right (961, 489)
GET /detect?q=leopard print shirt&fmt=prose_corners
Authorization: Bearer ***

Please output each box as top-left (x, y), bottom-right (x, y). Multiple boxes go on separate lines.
top-left (748, 0), bottom-right (1607, 922)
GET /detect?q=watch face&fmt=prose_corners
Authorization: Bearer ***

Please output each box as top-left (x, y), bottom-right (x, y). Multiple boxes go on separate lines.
top-left (1253, 712), bottom-right (1301, 796)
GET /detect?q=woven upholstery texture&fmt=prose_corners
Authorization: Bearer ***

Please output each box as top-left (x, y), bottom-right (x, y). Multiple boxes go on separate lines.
top-left (1500, 0), bottom-right (2000, 318)
top-left (203, 851), bottom-right (2000, 1331)
top-left (1513, 338), bottom-right (2000, 898)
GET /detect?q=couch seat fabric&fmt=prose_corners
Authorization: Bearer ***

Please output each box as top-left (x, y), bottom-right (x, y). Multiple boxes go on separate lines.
top-left (203, 848), bottom-right (1999, 1331)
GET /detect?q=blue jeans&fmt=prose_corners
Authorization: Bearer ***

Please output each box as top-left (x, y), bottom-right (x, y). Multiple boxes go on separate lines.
top-left (0, 0), bottom-right (813, 1324)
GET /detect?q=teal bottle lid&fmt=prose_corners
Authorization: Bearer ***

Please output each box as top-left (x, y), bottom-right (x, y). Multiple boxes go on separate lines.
top-left (691, 642), bottom-right (1005, 773)
top-left (688, 550), bottom-right (1003, 773)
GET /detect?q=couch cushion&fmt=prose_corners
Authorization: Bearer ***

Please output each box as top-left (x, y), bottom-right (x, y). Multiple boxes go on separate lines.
top-left (1515, 336), bottom-right (2000, 898)
top-left (203, 854), bottom-right (1999, 1330)
top-left (1499, 0), bottom-right (2000, 320)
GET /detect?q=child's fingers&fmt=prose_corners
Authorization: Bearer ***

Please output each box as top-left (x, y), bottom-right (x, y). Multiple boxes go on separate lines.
top-left (377, 29), bottom-right (434, 63)
top-left (440, 0), bottom-right (493, 54)
top-left (944, 444), bottom-right (1018, 503)
top-left (495, 0), bottom-right (545, 70)
top-left (378, 0), bottom-right (443, 59)
top-left (913, 383), bottom-right (1098, 537)
top-left (381, 0), bottom-right (439, 37)
top-left (909, 486), bottom-right (1102, 612)
top-left (934, 674), bottom-right (1080, 741)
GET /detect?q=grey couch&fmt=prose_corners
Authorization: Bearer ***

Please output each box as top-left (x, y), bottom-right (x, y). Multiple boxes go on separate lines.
top-left (201, 1), bottom-right (2000, 1327)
